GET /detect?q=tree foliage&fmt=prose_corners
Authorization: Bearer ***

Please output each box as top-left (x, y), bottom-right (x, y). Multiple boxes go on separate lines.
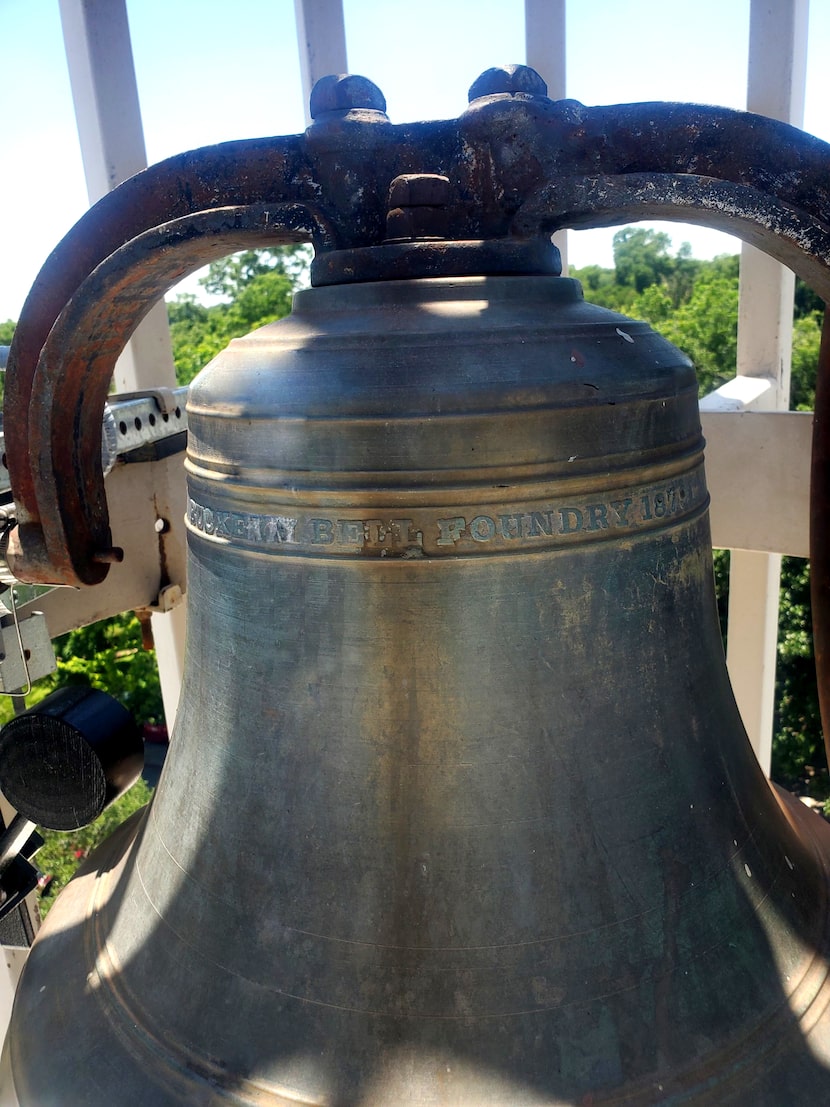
top-left (0, 320), bottom-right (14, 404)
top-left (167, 247), bottom-right (309, 384)
top-left (791, 311), bottom-right (823, 412)
top-left (774, 557), bottom-right (823, 788)
top-left (35, 778), bottom-right (154, 914)
top-left (53, 613), bottom-right (165, 723)
top-left (0, 609), bottom-right (163, 725)
top-left (657, 274), bottom-right (740, 396)
top-left (613, 228), bottom-right (675, 295)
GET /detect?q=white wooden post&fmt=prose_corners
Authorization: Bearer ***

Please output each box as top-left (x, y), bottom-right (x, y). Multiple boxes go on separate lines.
top-left (58, 0), bottom-right (185, 729)
top-left (524, 0), bottom-right (567, 270)
top-left (723, 0), bottom-right (808, 771)
top-left (524, 0), bottom-right (566, 103)
top-left (294, 0), bottom-right (348, 125)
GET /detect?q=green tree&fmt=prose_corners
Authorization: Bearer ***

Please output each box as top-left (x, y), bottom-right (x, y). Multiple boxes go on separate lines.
top-left (791, 311), bottom-right (823, 411)
top-left (167, 295), bottom-right (229, 385)
top-left (613, 227), bottom-right (675, 294)
top-left (35, 778), bottom-right (154, 913)
top-left (629, 281), bottom-right (674, 326)
top-left (200, 246), bottom-right (309, 299)
top-left (0, 320), bottom-right (14, 404)
top-left (658, 273), bottom-right (740, 396)
top-left (795, 277), bottom-right (824, 319)
top-left (773, 557), bottom-right (824, 791)
top-left (572, 231), bottom-right (718, 318)
top-left (53, 613), bottom-right (164, 723)
top-left (0, 611), bottom-right (164, 730)
top-left (168, 246), bottom-right (308, 384)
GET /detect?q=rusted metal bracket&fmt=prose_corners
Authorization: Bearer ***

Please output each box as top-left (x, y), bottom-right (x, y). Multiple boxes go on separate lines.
top-left (5, 63), bottom-right (830, 591)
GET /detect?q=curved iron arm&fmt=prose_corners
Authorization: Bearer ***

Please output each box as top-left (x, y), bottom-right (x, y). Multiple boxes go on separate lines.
top-left (22, 204), bottom-right (335, 587)
top-left (6, 80), bottom-right (830, 588)
top-left (515, 174), bottom-right (830, 301)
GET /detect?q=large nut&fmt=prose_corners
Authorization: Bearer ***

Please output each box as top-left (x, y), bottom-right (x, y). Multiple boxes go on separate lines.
top-left (388, 174), bottom-right (451, 209)
top-left (309, 74), bottom-right (387, 119)
top-left (386, 174), bottom-right (451, 241)
top-left (468, 64), bottom-right (548, 103)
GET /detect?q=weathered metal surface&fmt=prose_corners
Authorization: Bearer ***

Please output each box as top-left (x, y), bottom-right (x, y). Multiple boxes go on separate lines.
top-left (6, 66), bottom-right (830, 585)
top-left (308, 72), bottom-right (387, 118)
top-left (6, 63), bottom-right (830, 1106)
top-left (12, 269), bottom-right (830, 1105)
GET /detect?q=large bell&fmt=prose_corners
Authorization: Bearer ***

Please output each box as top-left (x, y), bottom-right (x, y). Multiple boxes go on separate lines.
top-left (5, 231), bottom-right (830, 1105)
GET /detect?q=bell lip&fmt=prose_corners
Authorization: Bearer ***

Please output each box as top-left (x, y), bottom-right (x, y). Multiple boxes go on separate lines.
top-left (11, 786), bottom-right (830, 1104)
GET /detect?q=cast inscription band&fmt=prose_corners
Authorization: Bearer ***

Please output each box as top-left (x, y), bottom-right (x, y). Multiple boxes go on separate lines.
top-left (187, 468), bottom-right (707, 557)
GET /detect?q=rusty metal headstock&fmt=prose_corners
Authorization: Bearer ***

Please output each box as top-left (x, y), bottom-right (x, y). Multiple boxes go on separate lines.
top-left (5, 64), bottom-right (830, 589)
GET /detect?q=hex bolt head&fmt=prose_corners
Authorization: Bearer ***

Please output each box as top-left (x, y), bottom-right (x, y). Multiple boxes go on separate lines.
top-left (388, 174), bottom-right (451, 209)
top-left (468, 64), bottom-right (548, 102)
top-left (309, 74), bottom-right (387, 119)
top-left (386, 174), bottom-right (451, 241)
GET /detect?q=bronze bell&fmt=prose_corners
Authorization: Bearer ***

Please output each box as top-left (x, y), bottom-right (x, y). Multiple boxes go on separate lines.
top-left (5, 70), bottom-right (830, 1105)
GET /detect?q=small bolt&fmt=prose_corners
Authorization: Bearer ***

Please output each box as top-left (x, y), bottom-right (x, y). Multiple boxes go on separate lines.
top-left (386, 174), bottom-right (451, 241)
top-left (309, 74), bottom-right (387, 119)
top-left (468, 64), bottom-right (548, 103)
top-left (388, 174), bottom-right (451, 209)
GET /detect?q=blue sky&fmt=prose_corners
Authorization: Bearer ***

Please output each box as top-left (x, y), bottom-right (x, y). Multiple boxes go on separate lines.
top-left (1, 0), bottom-right (828, 320)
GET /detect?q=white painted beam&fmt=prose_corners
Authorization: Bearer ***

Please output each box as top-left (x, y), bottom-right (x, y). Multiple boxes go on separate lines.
top-left (58, 0), bottom-right (185, 730)
top-left (58, 0), bottom-right (177, 396)
top-left (746, 0), bottom-right (808, 126)
top-left (17, 451), bottom-right (188, 637)
top-left (699, 374), bottom-right (776, 413)
top-left (726, 550), bottom-right (782, 772)
top-left (294, 0), bottom-right (348, 125)
top-left (57, 0), bottom-right (146, 199)
top-left (524, 0), bottom-right (566, 100)
top-left (724, 0), bottom-right (808, 772)
top-left (524, 0), bottom-right (567, 270)
top-left (702, 410), bottom-right (812, 558)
